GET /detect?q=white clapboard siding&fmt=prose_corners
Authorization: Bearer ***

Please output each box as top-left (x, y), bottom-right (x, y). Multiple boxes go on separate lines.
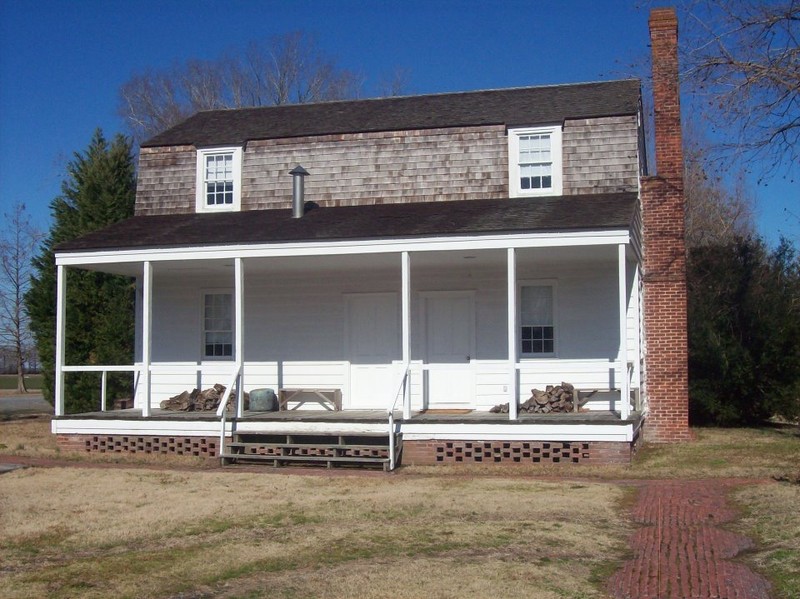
top-left (134, 362), bottom-right (203, 408)
top-left (279, 361), bottom-right (347, 388)
top-left (241, 362), bottom-right (279, 391)
top-left (137, 361), bottom-right (243, 409)
top-left (474, 361), bottom-right (510, 408)
top-left (519, 359), bottom-right (622, 393)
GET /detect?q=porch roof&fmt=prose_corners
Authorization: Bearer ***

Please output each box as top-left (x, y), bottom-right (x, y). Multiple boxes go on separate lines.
top-left (57, 193), bottom-right (637, 253)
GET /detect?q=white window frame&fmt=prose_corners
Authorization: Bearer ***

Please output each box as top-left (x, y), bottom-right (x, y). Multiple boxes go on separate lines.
top-left (201, 289), bottom-right (234, 360)
top-left (518, 279), bottom-right (558, 358)
top-left (508, 125), bottom-right (563, 197)
top-left (196, 147), bottom-right (243, 212)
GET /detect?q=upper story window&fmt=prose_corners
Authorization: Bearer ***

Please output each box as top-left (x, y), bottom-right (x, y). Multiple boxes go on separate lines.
top-left (508, 126), bottom-right (563, 197)
top-left (196, 147), bottom-right (242, 212)
top-left (520, 282), bottom-right (556, 356)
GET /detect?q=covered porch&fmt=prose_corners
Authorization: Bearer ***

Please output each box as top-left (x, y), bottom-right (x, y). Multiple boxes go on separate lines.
top-left (54, 239), bottom-right (641, 417)
top-left (52, 195), bottom-right (644, 467)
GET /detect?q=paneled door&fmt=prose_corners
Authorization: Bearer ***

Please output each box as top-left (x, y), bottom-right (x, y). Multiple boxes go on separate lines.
top-left (423, 292), bottom-right (475, 409)
top-left (346, 293), bottom-right (399, 409)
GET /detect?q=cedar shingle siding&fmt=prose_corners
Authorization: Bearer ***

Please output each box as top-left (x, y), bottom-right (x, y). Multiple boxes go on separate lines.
top-left (136, 146), bottom-right (195, 216)
top-left (562, 115), bottom-right (640, 195)
top-left (135, 117), bottom-right (641, 216)
top-left (242, 126), bottom-right (508, 210)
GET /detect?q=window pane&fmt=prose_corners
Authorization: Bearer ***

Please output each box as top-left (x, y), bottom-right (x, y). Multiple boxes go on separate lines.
top-left (204, 293), bottom-right (233, 358)
top-left (521, 286), bottom-right (553, 325)
top-left (204, 153), bottom-right (235, 206)
top-left (521, 286), bottom-right (554, 354)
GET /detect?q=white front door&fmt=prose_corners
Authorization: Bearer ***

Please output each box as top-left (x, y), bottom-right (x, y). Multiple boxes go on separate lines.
top-left (346, 293), bottom-right (399, 409)
top-left (423, 292), bottom-right (475, 408)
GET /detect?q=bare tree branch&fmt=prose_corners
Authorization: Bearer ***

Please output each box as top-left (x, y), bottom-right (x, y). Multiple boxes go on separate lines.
top-left (118, 31), bottom-right (370, 144)
top-left (680, 0), bottom-right (800, 173)
top-left (0, 204), bottom-right (42, 392)
top-left (683, 120), bottom-right (757, 246)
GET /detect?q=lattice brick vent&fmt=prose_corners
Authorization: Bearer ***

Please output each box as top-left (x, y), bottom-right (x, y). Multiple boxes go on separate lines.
top-left (434, 441), bottom-right (591, 464)
top-left (85, 435), bottom-right (218, 457)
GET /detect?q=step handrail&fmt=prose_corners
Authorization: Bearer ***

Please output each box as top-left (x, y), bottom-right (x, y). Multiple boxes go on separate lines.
top-left (386, 361), bottom-right (410, 471)
top-left (218, 363), bottom-right (242, 462)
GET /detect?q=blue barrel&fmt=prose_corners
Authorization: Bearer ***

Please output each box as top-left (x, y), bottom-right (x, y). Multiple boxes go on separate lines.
top-left (249, 388), bottom-right (278, 411)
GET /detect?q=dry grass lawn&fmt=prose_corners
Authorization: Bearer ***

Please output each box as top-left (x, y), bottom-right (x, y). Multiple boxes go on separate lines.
top-left (734, 483), bottom-right (800, 599)
top-left (0, 468), bottom-right (629, 599)
top-left (2, 417), bottom-right (798, 598)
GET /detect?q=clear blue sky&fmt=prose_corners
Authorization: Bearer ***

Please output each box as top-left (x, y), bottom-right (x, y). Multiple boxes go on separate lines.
top-left (1, 0), bottom-right (797, 245)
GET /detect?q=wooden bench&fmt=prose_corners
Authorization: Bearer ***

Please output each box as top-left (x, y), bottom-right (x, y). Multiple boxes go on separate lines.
top-left (278, 388), bottom-right (342, 411)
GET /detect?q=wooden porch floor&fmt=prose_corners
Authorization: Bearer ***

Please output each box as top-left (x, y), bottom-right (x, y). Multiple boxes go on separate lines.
top-left (56, 407), bottom-right (642, 426)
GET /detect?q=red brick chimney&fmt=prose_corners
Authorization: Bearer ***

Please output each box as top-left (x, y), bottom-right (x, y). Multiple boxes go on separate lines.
top-left (641, 7), bottom-right (691, 442)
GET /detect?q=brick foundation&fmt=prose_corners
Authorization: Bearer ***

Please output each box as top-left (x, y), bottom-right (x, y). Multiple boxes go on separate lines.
top-left (57, 432), bottom-right (643, 466)
top-left (56, 434), bottom-right (223, 458)
top-left (403, 433), bottom-right (641, 466)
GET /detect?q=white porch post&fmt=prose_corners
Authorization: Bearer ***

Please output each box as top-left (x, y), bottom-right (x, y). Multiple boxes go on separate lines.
top-left (618, 244), bottom-right (630, 419)
top-left (507, 248), bottom-right (518, 420)
top-left (54, 264), bottom-right (66, 416)
top-left (235, 257), bottom-right (244, 419)
top-left (401, 251), bottom-right (411, 419)
top-left (141, 261), bottom-right (152, 417)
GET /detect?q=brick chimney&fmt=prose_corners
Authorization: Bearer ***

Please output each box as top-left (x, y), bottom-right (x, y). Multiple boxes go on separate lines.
top-left (641, 7), bottom-right (691, 442)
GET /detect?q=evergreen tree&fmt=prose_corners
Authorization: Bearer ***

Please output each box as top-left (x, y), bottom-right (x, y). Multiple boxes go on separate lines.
top-left (688, 236), bottom-right (800, 425)
top-left (26, 130), bottom-right (136, 413)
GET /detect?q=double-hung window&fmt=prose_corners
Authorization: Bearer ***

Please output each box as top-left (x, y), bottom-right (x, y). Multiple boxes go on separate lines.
top-left (203, 292), bottom-right (233, 358)
top-left (196, 147), bottom-right (242, 212)
top-left (508, 126), bottom-right (562, 197)
top-left (520, 284), bottom-right (556, 356)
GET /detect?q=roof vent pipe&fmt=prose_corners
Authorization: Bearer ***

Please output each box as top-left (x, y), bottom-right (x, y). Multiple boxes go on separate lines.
top-left (289, 165), bottom-right (309, 218)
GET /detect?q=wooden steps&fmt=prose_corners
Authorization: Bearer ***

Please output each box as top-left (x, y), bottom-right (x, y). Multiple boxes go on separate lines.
top-left (221, 432), bottom-right (402, 471)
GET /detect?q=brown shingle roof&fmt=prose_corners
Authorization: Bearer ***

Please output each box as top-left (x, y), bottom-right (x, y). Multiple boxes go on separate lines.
top-left (56, 193), bottom-right (638, 253)
top-left (142, 79), bottom-right (641, 148)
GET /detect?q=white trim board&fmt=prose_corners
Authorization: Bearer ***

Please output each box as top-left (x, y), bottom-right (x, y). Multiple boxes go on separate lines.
top-left (56, 230), bottom-right (632, 267)
top-left (53, 418), bottom-right (636, 442)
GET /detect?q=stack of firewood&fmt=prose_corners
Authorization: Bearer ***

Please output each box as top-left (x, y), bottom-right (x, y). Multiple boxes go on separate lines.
top-left (490, 382), bottom-right (588, 414)
top-left (160, 384), bottom-right (249, 412)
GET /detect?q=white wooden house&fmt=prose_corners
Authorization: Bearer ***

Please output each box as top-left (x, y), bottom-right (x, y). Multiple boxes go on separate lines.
top-left (52, 9), bottom-right (690, 468)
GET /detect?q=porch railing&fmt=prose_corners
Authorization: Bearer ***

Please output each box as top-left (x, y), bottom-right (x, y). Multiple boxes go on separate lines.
top-left (60, 365), bottom-right (142, 414)
top-left (217, 363), bottom-right (243, 462)
top-left (386, 361), bottom-right (411, 471)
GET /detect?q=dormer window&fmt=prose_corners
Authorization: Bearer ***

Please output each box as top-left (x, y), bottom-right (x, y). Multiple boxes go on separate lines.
top-left (508, 126), bottom-right (562, 197)
top-left (196, 147), bottom-right (242, 212)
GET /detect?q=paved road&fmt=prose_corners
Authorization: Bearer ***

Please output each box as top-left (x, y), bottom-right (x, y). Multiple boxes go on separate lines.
top-left (0, 393), bottom-right (53, 417)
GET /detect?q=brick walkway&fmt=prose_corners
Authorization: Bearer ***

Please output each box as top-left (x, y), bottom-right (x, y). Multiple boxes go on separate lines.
top-left (609, 480), bottom-right (771, 599)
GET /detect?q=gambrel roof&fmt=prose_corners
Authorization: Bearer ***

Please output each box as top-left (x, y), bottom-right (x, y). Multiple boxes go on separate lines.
top-left (56, 193), bottom-right (637, 253)
top-left (142, 79), bottom-right (641, 148)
